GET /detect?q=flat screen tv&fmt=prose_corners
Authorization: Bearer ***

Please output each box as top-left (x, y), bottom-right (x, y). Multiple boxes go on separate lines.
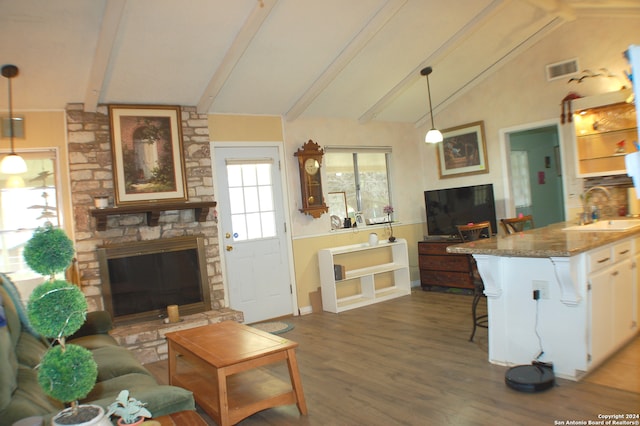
top-left (424, 183), bottom-right (497, 238)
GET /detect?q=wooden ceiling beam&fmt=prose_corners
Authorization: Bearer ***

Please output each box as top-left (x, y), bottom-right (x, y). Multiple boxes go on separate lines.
top-left (284, 0), bottom-right (407, 122)
top-left (83, 0), bottom-right (126, 112)
top-left (196, 0), bottom-right (278, 114)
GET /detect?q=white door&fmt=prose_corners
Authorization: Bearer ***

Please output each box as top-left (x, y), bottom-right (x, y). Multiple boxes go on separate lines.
top-left (212, 145), bottom-right (294, 324)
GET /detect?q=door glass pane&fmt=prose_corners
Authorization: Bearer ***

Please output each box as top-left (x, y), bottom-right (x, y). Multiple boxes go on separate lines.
top-left (225, 161), bottom-right (276, 241)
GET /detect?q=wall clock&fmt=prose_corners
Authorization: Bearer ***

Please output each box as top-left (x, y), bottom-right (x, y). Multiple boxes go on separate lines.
top-left (294, 139), bottom-right (328, 218)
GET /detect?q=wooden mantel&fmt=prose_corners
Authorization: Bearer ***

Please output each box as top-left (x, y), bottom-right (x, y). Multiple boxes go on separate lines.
top-left (90, 201), bottom-right (217, 231)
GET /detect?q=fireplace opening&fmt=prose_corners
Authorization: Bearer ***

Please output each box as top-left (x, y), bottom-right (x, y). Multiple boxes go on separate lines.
top-left (97, 235), bottom-right (211, 324)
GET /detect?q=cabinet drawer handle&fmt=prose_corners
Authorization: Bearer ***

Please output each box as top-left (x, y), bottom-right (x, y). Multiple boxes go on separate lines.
top-left (611, 271), bottom-right (619, 276)
top-left (597, 257), bottom-right (610, 263)
top-left (618, 249), bottom-right (630, 255)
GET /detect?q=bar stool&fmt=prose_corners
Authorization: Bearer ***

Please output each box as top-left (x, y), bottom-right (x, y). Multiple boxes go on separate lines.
top-left (500, 215), bottom-right (534, 234)
top-left (456, 221), bottom-right (492, 342)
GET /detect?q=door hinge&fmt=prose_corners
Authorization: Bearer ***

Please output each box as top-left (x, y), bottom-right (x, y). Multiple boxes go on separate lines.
top-left (290, 284), bottom-right (293, 294)
top-left (284, 222), bottom-right (287, 233)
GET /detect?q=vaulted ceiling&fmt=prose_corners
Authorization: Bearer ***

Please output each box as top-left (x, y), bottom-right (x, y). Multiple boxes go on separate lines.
top-left (1, 0), bottom-right (639, 126)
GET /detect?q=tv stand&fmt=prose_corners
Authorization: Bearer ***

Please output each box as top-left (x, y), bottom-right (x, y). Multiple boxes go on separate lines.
top-left (418, 239), bottom-right (473, 290)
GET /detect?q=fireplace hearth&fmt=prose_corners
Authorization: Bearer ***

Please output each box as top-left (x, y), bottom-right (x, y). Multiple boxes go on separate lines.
top-left (97, 235), bottom-right (211, 324)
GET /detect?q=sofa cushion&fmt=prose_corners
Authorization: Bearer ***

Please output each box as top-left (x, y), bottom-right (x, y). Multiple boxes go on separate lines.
top-left (90, 346), bottom-right (153, 381)
top-left (0, 365), bottom-right (63, 425)
top-left (0, 293), bottom-right (18, 412)
top-left (69, 333), bottom-right (119, 350)
top-left (15, 331), bottom-right (48, 368)
top-left (86, 373), bottom-right (195, 417)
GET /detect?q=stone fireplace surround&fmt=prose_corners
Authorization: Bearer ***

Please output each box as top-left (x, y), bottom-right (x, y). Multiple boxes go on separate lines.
top-left (66, 104), bottom-right (243, 363)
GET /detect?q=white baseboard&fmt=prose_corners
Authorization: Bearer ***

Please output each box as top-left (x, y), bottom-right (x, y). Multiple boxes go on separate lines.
top-left (299, 306), bottom-right (313, 315)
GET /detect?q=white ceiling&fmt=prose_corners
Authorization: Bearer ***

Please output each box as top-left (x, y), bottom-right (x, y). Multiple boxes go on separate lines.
top-left (1, 0), bottom-right (639, 125)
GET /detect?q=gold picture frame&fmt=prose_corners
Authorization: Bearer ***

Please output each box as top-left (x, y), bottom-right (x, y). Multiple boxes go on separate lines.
top-left (108, 105), bottom-right (187, 206)
top-left (437, 120), bottom-right (489, 178)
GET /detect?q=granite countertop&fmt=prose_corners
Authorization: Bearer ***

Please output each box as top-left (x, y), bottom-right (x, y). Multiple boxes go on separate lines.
top-left (446, 219), bottom-right (640, 258)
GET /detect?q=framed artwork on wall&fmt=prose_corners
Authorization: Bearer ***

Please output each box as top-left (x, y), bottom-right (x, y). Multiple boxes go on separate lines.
top-left (108, 105), bottom-right (188, 206)
top-left (437, 120), bottom-right (489, 178)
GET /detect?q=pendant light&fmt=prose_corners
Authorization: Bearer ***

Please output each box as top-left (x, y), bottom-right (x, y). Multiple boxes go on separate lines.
top-left (420, 66), bottom-right (443, 144)
top-left (1, 64), bottom-right (27, 174)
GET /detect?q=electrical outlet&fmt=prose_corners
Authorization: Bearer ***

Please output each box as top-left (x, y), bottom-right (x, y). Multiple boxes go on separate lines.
top-left (532, 280), bottom-right (550, 299)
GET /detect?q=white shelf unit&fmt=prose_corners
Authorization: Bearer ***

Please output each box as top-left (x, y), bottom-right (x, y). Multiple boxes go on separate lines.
top-left (318, 238), bottom-right (410, 313)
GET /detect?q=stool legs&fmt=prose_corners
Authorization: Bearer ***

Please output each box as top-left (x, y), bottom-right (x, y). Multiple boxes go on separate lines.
top-left (469, 284), bottom-right (488, 342)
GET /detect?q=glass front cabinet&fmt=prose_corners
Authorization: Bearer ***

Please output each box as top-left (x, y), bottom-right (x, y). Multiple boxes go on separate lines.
top-left (573, 89), bottom-right (637, 177)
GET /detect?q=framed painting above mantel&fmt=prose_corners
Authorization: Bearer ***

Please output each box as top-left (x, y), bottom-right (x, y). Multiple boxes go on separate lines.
top-left (108, 105), bottom-right (188, 206)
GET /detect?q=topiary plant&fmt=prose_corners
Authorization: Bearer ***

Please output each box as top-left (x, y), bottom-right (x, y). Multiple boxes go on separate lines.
top-left (23, 223), bottom-right (75, 280)
top-left (24, 223), bottom-right (99, 419)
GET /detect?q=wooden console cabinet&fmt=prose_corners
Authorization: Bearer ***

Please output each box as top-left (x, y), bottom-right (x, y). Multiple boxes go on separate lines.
top-left (418, 239), bottom-right (473, 290)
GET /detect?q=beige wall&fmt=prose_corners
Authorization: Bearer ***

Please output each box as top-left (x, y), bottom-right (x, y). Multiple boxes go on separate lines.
top-left (1, 111), bottom-right (73, 238)
top-left (209, 114), bottom-right (427, 311)
top-left (415, 17), bottom-right (640, 219)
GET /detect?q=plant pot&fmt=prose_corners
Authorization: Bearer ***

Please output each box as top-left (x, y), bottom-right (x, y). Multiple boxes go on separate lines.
top-left (117, 418), bottom-right (145, 426)
top-left (51, 405), bottom-right (112, 426)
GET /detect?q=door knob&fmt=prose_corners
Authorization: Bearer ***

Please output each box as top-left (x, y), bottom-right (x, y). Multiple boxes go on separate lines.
top-left (226, 245), bottom-right (233, 251)
top-left (225, 232), bottom-right (231, 238)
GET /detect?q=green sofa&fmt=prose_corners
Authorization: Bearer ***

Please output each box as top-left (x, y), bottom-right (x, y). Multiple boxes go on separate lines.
top-left (0, 274), bottom-right (195, 425)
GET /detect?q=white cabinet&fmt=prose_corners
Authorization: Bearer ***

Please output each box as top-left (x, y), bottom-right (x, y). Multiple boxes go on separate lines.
top-left (318, 239), bottom-right (410, 313)
top-left (587, 239), bottom-right (637, 368)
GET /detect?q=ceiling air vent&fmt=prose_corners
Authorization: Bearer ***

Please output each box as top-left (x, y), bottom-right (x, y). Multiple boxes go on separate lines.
top-left (546, 58), bottom-right (579, 81)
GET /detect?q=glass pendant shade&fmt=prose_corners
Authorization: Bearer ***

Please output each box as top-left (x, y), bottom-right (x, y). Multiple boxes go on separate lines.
top-left (1, 153), bottom-right (27, 174)
top-left (425, 128), bottom-right (443, 144)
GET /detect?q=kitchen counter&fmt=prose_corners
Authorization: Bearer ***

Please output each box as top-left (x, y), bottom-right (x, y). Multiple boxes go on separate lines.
top-left (446, 219), bottom-right (640, 257)
top-left (444, 219), bottom-right (640, 380)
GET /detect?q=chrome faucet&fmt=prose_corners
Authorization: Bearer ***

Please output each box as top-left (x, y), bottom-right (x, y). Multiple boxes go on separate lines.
top-left (582, 185), bottom-right (611, 222)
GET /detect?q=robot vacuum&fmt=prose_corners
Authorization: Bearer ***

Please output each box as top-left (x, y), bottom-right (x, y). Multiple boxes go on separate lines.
top-left (505, 362), bottom-right (555, 392)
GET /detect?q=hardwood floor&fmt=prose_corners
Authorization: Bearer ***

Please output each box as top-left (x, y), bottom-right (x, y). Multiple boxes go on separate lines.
top-left (146, 289), bottom-right (640, 425)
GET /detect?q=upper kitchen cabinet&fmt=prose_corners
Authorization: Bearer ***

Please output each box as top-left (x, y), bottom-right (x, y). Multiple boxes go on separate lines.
top-left (572, 89), bottom-right (636, 177)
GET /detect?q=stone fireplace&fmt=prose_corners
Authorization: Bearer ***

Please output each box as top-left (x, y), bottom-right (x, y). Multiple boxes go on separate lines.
top-left (65, 104), bottom-right (243, 363)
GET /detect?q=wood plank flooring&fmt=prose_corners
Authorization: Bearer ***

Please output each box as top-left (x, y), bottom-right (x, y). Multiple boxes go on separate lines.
top-left (146, 289), bottom-right (640, 425)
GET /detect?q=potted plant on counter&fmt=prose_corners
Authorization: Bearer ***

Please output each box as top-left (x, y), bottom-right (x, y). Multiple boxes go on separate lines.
top-left (24, 223), bottom-right (109, 426)
top-left (107, 390), bottom-right (152, 425)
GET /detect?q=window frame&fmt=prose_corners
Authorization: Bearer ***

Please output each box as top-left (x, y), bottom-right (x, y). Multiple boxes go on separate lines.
top-left (324, 146), bottom-right (393, 226)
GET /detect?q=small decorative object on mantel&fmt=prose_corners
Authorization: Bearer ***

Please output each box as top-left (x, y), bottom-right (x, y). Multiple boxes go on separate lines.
top-left (368, 232), bottom-right (379, 246)
top-left (294, 140), bottom-right (328, 218)
top-left (384, 205), bottom-right (396, 242)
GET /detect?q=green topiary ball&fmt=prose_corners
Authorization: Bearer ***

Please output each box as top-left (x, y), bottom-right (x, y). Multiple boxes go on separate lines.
top-left (23, 223), bottom-right (75, 277)
top-left (37, 344), bottom-right (98, 403)
top-left (27, 280), bottom-right (87, 339)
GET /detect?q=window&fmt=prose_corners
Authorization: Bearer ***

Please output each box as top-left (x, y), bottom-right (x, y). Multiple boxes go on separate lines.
top-left (325, 147), bottom-right (392, 226)
top-left (226, 160), bottom-right (276, 241)
top-left (0, 150), bottom-right (61, 277)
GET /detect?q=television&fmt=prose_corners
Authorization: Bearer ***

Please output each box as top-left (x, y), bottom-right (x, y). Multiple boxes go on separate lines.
top-left (424, 183), bottom-right (497, 238)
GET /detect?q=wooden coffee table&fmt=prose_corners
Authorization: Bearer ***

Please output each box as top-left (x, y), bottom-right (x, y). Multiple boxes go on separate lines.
top-left (165, 321), bottom-right (307, 426)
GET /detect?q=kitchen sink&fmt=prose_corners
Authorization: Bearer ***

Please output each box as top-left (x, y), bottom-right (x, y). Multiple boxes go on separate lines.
top-left (562, 219), bottom-right (640, 232)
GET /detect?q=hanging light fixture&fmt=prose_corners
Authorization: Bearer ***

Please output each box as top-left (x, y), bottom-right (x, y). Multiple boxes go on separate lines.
top-left (1, 64), bottom-right (27, 174)
top-left (420, 66), bottom-right (443, 144)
